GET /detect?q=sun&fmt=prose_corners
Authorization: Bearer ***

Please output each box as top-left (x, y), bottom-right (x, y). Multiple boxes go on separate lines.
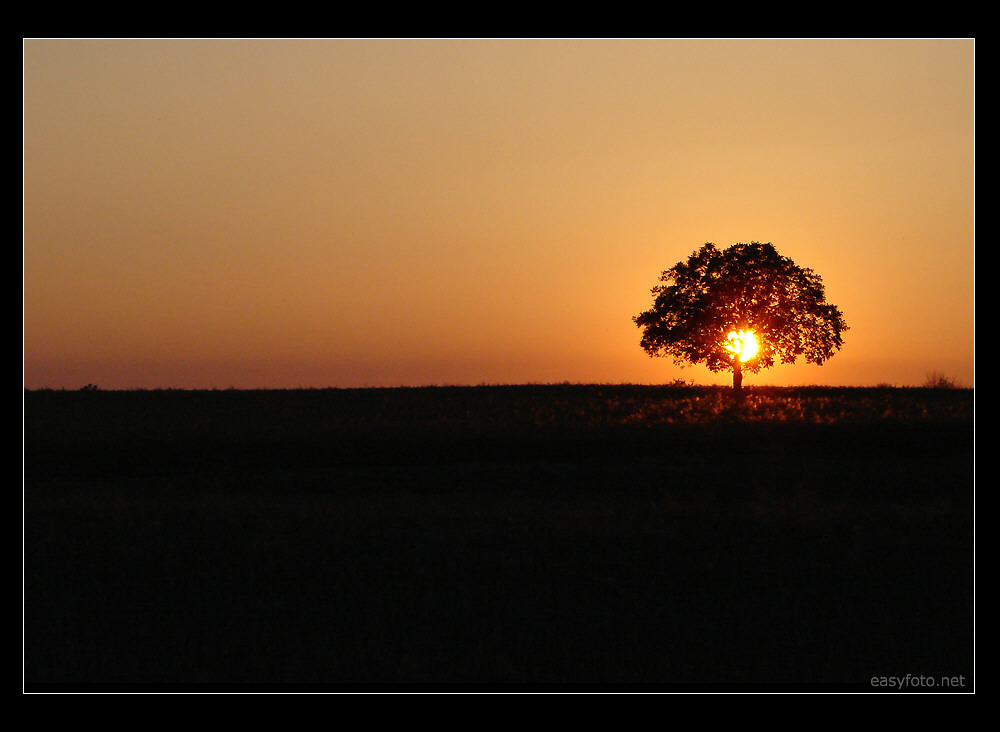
top-left (726, 330), bottom-right (759, 363)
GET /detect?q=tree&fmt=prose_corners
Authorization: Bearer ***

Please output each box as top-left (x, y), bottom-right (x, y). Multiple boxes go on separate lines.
top-left (633, 242), bottom-right (847, 393)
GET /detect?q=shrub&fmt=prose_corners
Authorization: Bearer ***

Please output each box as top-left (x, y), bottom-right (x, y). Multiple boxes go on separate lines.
top-left (922, 371), bottom-right (963, 389)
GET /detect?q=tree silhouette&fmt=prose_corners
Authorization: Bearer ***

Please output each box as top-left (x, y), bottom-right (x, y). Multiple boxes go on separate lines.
top-left (634, 242), bottom-right (847, 393)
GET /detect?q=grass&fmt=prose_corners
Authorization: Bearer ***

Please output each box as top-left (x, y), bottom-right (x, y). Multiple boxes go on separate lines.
top-left (23, 384), bottom-right (974, 690)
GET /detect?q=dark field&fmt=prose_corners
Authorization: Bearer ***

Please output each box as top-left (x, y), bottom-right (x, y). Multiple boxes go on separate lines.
top-left (23, 384), bottom-right (975, 691)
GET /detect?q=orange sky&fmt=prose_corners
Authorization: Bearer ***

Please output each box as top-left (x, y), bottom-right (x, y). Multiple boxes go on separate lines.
top-left (23, 39), bottom-right (975, 389)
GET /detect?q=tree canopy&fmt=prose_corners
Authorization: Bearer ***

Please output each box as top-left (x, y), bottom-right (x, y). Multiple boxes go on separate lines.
top-left (633, 242), bottom-right (847, 389)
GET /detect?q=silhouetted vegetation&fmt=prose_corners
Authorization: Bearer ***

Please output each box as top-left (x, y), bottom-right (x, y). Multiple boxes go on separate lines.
top-left (635, 243), bottom-right (848, 393)
top-left (24, 384), bottom-right (973, 690)
top-left (922, 371), bottom-right (964, 389)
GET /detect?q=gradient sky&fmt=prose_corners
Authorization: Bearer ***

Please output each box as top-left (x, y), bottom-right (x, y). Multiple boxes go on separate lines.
top-left (23, 39), bottom-right (975, 389)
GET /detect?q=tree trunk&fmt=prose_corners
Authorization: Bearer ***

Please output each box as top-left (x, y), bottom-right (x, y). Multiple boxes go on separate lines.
top-left (732, 359), bottom-right (743, 397)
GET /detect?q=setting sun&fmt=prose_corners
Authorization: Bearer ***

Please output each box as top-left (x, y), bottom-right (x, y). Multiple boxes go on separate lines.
top-left (727, 330), bottom-right (759, 363)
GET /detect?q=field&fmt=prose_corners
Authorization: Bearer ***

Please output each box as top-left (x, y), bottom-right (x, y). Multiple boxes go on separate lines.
top-left (23, 384), bottom-right (975, 691)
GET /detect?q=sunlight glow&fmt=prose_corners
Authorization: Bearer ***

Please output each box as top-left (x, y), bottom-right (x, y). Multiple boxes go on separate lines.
top-left (726, 330), bottom-right (759, 363)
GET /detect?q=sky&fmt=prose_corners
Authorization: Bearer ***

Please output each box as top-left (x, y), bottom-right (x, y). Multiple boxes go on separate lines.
top-left (23, 38), bottom-right (975, 390)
